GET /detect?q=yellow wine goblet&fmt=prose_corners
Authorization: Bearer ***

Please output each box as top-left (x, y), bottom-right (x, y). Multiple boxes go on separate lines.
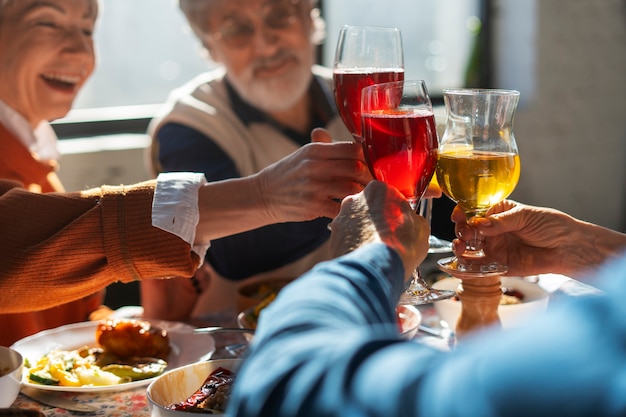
top-left (436, 88), bottom-right (521, 278)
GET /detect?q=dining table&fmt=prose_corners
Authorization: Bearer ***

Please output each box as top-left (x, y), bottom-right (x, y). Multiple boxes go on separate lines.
top-left (7, 272), bottom-right (598, 416)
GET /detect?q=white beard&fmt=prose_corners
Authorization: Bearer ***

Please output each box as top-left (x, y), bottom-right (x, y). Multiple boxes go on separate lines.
top-left (227, 47), bottom-right (314, 113)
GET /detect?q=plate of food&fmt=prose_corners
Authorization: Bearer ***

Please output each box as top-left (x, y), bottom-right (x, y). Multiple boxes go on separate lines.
top-left (11, 318), bottom-right (215, 393)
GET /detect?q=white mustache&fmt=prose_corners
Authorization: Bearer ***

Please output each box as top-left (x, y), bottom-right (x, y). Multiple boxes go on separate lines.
top-left (252, 49), bottom-right (296, 71)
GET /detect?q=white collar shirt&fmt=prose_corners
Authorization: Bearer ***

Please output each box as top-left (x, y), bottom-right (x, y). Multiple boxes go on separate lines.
top-left (0, 99), bottom-right (60, 162)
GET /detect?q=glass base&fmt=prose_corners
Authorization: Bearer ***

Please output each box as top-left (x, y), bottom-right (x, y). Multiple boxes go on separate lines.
top-left (398, 287), bottom-right (456, 305)
top-left (437, 255), bottom-right (508, 279)
top-left (428, 235), bottom-right (453, 254)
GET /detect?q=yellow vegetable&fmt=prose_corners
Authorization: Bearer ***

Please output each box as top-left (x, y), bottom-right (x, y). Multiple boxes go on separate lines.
top-left (75, 366), bottom-right (127, 386)
top-left (49, 361), bottom-right (82, 387)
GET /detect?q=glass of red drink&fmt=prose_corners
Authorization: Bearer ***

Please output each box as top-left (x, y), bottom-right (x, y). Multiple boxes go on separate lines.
top-left (333, 26), bottom-right (404, 142)
top-left (361, 79), bottom-right (456, 305)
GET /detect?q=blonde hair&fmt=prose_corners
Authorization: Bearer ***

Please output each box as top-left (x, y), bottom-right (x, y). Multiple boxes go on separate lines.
top-left (178, 0), bottom-right (325, 46)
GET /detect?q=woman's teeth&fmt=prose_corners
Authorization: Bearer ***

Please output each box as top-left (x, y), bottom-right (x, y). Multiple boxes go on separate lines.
top-left (42, 73), bottom-right (80, 86)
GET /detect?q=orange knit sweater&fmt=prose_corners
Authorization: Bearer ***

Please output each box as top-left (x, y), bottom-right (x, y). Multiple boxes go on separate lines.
top-left (0, 125), bottom-right (200, 344)
top-left (0, 180), bottom-right (201, 310)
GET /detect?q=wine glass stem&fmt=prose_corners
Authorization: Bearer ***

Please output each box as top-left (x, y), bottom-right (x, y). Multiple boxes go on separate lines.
top-left (406, 268), bottom-right (429, 295)
top-left (406, 201), bottom-right (429, 293)
top-left (418, 197), bottom-right (433, 222)
top-left (465, 220), bottom-right (486, 256)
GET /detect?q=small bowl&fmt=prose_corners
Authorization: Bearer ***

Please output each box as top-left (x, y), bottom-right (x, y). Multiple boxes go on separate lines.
top-left (0, 346), bottom-right (23, 407)
top-left (432, 276), bottom-right (549, 330)
top-left (397, 305), bottom-right (422, 339)
top-left (147, 358), bottom-right (243, 416)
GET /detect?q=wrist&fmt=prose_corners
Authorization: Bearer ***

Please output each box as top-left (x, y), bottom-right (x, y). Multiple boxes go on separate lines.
top-left (247, 172), bottom-right (281, 224)
top-left (197, 176), bottom-right (275, 242)
top-left (565, 219), bottom-right (626, 275)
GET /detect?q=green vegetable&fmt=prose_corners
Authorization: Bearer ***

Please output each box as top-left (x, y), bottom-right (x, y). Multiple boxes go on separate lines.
top-left (29, 369), bottom-right (59, 386)
top-left (102, 358), bottom-right (167, 381)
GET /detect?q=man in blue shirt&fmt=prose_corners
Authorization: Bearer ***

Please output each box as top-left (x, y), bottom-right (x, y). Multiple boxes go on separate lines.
top-left (228, 180), bottom-right (626, 417)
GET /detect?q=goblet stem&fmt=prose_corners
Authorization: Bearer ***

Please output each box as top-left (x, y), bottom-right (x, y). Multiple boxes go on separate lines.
top-left (463, 218), bottom-right (486, 256)
top-left (419, 198), bottom-right (453, 254)
top-left (437, 219), bottom-right (508, 277)
top-left (399, 268), bottom-right (455, 305)
top-left (399, 200), bottom-right (456, 306)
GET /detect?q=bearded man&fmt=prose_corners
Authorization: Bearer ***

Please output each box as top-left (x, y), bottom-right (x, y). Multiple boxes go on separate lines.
top-left (143, 0), bottom-right (356, 321)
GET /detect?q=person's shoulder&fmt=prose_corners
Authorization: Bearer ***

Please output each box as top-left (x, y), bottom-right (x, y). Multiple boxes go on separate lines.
top-left (155, 67), bottom-right (229, 117)
top-left (312, 65), bottom-right (333, 82)
top-left (148, 67), bottom-right (231, 139)
top-left (173, 67), bottom-right (227, 95)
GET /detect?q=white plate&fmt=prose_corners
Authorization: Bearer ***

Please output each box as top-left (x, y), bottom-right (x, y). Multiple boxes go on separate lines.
top-left (11, 319), bottom-right (215, 393)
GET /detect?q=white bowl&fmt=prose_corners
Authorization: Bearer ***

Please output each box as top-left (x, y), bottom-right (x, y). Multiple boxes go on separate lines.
top-left (0, 346), bottom-right (23, 407)
top-left (397, 305), bottom-right (422, 339)
top-left (147, 359), bottom-right (243, 416)
top-left (432, 276), bottom-right (549, 329)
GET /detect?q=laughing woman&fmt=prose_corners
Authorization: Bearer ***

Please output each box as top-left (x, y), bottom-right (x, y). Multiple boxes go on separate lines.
top-left (0, 0), bottom-right (106, 346)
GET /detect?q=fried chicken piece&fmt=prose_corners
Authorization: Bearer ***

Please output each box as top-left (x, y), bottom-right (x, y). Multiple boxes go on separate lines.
top-left (96, 319), bottom-right (170, 360)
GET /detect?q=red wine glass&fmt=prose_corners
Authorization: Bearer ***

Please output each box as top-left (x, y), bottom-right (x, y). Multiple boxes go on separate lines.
top-left (361, 79), bottom-right (455, 305)
top-left (333, 25), bottom-right (404, 142)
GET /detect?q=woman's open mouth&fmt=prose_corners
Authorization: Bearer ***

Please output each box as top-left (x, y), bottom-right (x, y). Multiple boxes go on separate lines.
top-left (40, 72), bottom-right (81, 93)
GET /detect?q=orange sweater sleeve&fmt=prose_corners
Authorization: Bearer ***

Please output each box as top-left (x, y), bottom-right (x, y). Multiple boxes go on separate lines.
top-left (0, 180), bottom-right (200, 313)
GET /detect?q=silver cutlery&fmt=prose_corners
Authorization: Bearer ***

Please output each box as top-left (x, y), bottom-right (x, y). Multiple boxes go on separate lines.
top-left (194, 325), bottom-right (448, 340)
top-left (418, 325), bottom-right (445, 338)
top-left (193, 327), bottom-right (254, 334)
top-left (195, 325), bottom-right (448, 343)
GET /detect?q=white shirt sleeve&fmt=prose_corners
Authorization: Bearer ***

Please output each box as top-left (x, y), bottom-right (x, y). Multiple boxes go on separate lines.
top-left (152, 172), bottom-right (210, 262)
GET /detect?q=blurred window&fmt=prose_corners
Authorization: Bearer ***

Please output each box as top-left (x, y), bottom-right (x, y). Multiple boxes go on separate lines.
top-left (71, 0), bottom-right (212, 110)
top-left (321, 0), bottom-right (485, 99)
top-left (59, 0), bottom-right (485, 134)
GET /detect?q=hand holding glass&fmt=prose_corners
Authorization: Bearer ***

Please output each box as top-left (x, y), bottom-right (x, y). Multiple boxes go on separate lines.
top-left (436, 89), bottom-right (521, 278)
top-left (361, 80), bottom-right (455, 305)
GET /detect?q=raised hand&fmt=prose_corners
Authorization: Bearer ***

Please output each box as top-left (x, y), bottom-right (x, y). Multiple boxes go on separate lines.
top-left (330, 180), bottom-right (429, 280)
top-left (254, 128), bottom-right (373, 222)
top-left (451, 200), bottom-right (626, 278)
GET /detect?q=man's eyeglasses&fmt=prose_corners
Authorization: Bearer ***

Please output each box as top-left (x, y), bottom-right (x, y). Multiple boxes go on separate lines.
top-left (211, 0), bottom-right (304, 48)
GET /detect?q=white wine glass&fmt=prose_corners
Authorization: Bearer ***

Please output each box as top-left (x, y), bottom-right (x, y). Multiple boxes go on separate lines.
top-left (361, 79), bottom-right (456, 305)
top-left (436, 88), bottom-right (521, 278)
